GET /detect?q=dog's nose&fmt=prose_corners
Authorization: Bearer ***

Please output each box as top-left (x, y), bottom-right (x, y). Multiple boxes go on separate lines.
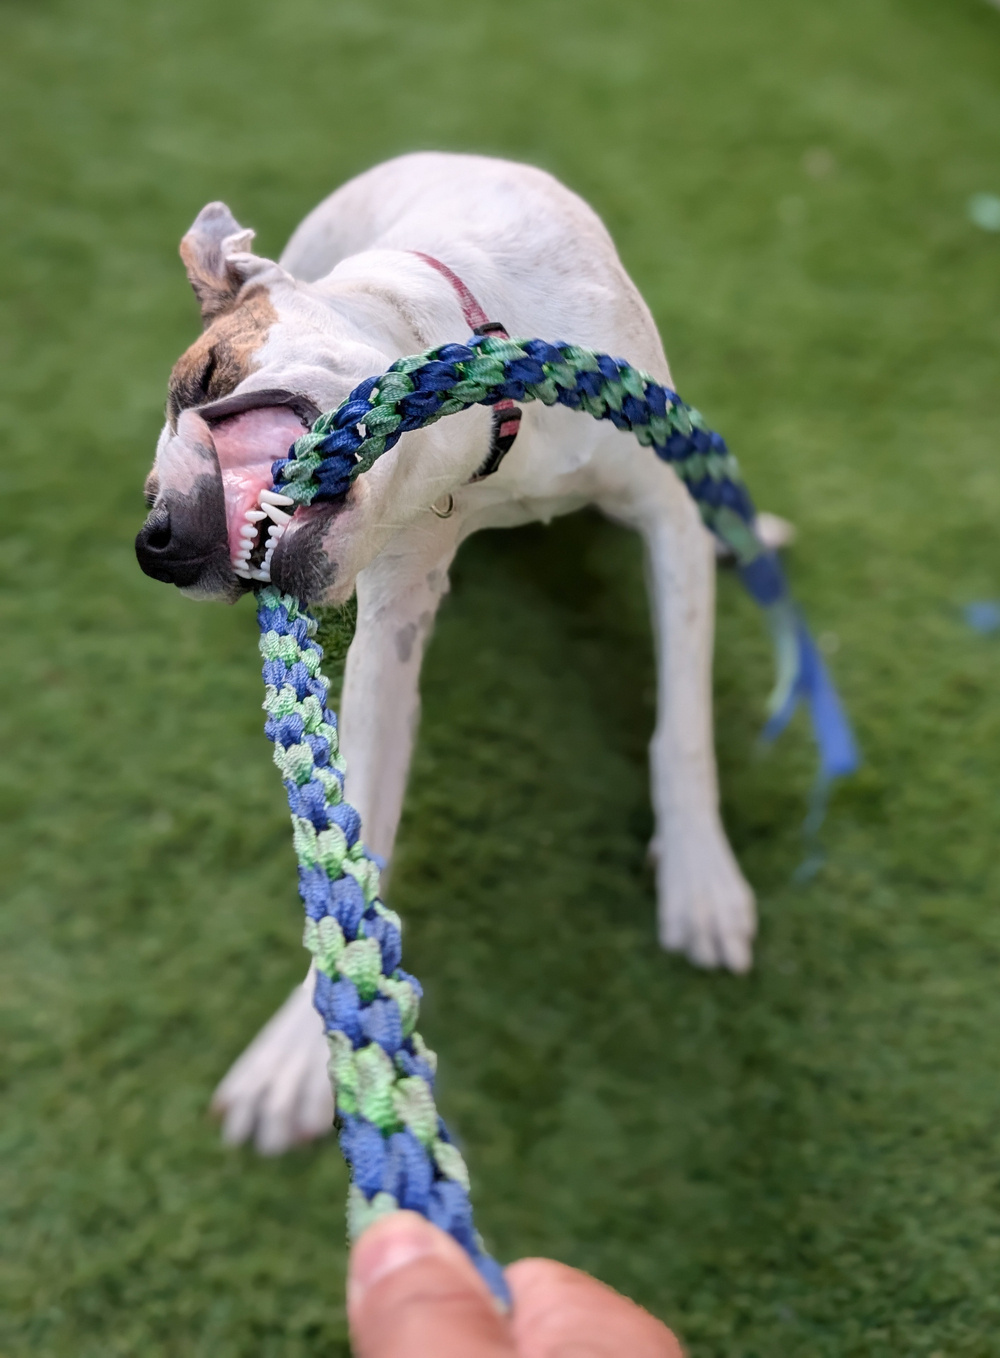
top-left (135, 502), bottom-right (217, 587)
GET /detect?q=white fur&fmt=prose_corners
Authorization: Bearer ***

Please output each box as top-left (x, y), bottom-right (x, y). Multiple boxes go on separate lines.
top-left (211, 968), bottom-right (332, 1154)
top-left (162, 154), bottom-right (764, 1152)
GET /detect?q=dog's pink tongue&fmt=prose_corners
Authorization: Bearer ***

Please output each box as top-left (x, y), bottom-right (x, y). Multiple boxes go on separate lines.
top-left (212, 406), bottom-right (307, 558)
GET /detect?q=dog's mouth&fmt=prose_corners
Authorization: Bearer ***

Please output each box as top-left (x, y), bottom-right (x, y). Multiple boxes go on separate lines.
top-left (204, 396), bottom-right (317, 584)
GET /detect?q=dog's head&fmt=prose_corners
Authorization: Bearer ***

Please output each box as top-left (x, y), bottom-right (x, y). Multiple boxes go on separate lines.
top-left (136, 203), bottom-right (391, 604)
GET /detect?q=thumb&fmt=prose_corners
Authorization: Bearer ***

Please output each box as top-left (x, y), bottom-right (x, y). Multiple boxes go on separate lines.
top-left (348, 1211), bottom-right (514, 1358)
top-left (507, 1258), bottom-right (683, 1358)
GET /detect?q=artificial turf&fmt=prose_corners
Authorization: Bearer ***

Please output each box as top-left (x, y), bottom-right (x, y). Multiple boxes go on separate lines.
top-left (2, 0), bottom-right (1000, 1352)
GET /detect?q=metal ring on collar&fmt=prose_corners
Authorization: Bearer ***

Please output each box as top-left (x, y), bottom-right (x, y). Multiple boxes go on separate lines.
top-left (430, 492), bottom-right (455, 518)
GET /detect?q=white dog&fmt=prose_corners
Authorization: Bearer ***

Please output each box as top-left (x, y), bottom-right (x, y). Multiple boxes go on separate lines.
top-left (138, 152), bottom-right (786, 1154)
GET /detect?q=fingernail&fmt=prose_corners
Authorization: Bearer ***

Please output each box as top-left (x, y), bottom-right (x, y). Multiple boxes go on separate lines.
top-left (348, 1214), bottom-right (440, 1308)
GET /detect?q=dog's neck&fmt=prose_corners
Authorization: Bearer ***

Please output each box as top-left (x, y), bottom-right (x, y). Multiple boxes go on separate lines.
top-left (302, 248), bottom-right (495, 363)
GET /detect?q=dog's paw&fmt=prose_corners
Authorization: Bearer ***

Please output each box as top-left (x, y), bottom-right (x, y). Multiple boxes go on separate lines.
top-left (211, 977), bottom-right (333, 1155)
top-left (654, 822), bottom-right (756, 973)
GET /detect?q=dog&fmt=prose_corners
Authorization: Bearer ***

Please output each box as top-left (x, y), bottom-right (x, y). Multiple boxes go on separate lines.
top-left (137, 152), bottom-right (789, 1154)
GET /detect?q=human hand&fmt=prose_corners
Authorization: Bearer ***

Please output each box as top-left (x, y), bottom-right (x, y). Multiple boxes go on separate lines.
top-left (347, 1211), bottom-right (683, 1358)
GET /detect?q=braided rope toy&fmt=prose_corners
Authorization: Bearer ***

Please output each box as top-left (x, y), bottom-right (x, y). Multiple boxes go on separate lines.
top-left (254, 334), bottom-right (858, 1302)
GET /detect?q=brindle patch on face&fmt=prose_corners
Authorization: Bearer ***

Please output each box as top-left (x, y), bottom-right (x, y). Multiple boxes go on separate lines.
top-left (167, 285), bottom-right (278, 425)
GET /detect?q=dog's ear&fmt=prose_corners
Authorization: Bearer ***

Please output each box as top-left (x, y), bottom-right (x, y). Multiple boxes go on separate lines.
top-left (180, 202), bottom-right (260, 325)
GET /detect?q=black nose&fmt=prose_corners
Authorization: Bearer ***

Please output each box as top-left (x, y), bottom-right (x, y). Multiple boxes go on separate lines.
top-left (135, 489), bottom-right (227, 588)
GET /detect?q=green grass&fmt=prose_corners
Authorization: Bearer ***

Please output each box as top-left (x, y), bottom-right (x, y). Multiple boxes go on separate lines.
top-left (2, 0), bottom-right (1000, 1352)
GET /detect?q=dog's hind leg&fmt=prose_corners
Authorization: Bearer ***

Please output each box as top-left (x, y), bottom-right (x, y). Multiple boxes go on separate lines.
top-left (211, 515), bottom-right (463, 1152)
top-left (599, 459), bottom-right (757, 973)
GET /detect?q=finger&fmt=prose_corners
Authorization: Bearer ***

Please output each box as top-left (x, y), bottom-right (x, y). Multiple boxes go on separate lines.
top-left (348, 1211), bottom-right (515, 1358)
top-left (506, 1258), bottom-right (683, 1358)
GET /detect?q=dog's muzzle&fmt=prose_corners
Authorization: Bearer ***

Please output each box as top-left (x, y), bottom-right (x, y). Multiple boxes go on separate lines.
top-left (135, 476), bottom-right (231, 589)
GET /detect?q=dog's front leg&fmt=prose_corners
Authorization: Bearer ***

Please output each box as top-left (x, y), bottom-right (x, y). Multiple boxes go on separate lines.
top-left (211, 516), bottom-right (462, 1153)
top-left (337, 516), bottom-right (463, 865)
top-left (644, 488), bottom-right (757, 972)
top-left (602, 459), bottom-right (756, 972)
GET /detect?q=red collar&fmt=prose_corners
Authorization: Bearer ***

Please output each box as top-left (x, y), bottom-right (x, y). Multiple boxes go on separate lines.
top-left (409, 251), bottom-right (522, 480)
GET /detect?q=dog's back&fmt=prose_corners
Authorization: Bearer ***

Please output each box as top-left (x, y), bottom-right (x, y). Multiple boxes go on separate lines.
top-left (280, 152), bottom-right (667, 377)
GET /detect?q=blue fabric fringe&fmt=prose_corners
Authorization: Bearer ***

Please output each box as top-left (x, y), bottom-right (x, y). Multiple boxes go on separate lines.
top-left (740, 553), bottom-right (859, 794)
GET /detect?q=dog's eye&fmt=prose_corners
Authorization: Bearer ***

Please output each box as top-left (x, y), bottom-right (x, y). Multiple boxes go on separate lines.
top-left (167, 332), bottom-right (245, 423)
top-left (168, 350), bottom-right (218, 421)
top-left (198, 352), bottom-right (218, 401)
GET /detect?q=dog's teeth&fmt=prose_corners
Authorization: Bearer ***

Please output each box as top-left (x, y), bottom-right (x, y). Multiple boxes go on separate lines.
top-left (230, 492), bottom-right (290, 583)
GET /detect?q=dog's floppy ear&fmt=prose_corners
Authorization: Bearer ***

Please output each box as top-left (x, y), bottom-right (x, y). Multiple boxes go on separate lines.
top-left (180, 202), bottom-right (259, 325)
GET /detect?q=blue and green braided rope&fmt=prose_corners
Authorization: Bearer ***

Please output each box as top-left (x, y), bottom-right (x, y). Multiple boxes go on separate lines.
top-left (272, 333), bottom-right (766, 566)
top-left (255, 333), bottom-right (857, 1304)
top-left (257, 588), bottom-right (508, 1300)
top-left (269, 333), bottom-right (819, 733)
